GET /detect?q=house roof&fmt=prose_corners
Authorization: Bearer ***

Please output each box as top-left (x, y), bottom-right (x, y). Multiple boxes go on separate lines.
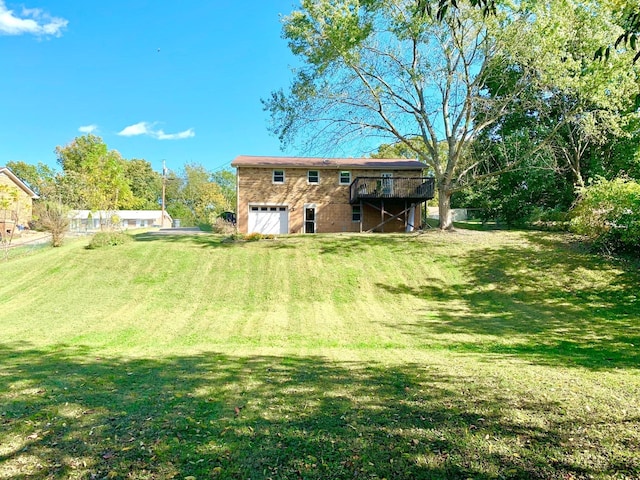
top-left (70, 210), bottom-right (172, 221)
top-left (231, 155), bottom-right (426, 170)
top-left (0, 166), bottom-right (39, 199)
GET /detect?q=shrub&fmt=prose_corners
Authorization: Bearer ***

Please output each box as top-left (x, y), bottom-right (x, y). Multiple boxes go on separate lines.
top-left (571, 177), bottom-right (640, 253)
top-left (211, 217), bottom-right (236, 234)
top-left (88, 231), bottom-right (132, 249)
top-left (37, 202), bottom-right (70, 247)
top-left (244, 232), bottom-right (276, 241)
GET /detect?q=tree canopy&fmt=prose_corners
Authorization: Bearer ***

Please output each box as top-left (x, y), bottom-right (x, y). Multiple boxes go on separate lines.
top-left (265, 0), bottom-right (639, 229)
top-left (8, 135), bottom-right (232, 230)
top-left (55, 135), bottom-right (134, 211)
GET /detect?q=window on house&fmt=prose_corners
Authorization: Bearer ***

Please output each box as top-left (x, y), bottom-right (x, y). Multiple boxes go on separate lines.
top-left (273, 169), bottom-right (285, 183)
top-left (352, 205), bottom-right (361, 222)
top-left (308, 170), bottom-right (319, 184)
top-left (339, 171), bottom-right (351, 185)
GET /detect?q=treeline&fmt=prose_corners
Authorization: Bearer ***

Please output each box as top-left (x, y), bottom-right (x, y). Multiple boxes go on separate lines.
top-left (8, 134), bottom-right (235, 228)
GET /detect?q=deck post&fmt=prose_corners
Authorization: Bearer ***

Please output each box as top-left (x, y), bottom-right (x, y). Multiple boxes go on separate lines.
top-left (404, 200), bottom-right (407, 229)
top-left (359, 200), bottom-right (363, 233)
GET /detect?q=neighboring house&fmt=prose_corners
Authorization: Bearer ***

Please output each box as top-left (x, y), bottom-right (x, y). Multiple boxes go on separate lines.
top-left (69, 210), bottom-right (173, 232)
top-left (231, 155), bottom-right (435, 234)
top-left (0, 166), bottom-right (39, 238)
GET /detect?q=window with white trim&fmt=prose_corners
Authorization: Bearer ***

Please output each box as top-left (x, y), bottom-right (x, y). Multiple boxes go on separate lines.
top-left (308, 170), bottom-right (319, 184)
top-left (273, 169), bottom-right (285, 184)
top-left (339, 171), bottom-right (351, 185)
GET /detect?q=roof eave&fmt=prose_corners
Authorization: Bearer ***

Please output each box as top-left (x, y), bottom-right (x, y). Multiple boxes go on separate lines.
top-left (0, 167), bottom-right (39, 199)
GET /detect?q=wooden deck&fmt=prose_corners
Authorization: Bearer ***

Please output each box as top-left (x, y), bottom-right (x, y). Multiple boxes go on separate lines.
top-left (349, 177), bottom-right (435, 204)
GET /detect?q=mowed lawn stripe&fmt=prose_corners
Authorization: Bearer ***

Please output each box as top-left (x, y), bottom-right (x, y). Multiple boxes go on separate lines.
top-left (0, 230), bottom-right (639, 479)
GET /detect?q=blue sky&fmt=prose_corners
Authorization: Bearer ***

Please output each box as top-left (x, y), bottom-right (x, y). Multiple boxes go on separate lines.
top-left (1, 0), bottom-right (304, 174)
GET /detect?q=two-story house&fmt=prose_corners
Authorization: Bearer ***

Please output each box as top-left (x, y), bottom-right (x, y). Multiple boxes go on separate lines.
top-left (231, 156), bottom-right (435, 234)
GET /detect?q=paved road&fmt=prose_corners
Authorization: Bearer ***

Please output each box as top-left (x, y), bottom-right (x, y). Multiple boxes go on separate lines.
top-left (4, 231), bottom-right (51, 248)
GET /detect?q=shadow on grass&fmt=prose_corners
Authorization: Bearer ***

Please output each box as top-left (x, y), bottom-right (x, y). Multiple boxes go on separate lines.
top-left (1, 344), bottom-right (637, 479)
top-left (131, 231), bottom-right (428, 254)
top-left (315, 233), bottom-right (427, 256)
top-left (131, 232), bottom-right (235, 249)
top-left (378, 233), bottom-right (640, 370)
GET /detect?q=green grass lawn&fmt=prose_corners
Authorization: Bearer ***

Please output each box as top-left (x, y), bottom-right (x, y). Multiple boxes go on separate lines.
top-left (1, 230), bottom-right (638, 479)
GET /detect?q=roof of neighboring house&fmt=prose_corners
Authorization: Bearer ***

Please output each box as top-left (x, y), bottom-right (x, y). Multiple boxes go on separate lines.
top-left (70, 210), bottom-right (172, 221)
top-left (231, 155), bottom-right (426, 170)
top-left (0, 166), bottom-right (39, 199)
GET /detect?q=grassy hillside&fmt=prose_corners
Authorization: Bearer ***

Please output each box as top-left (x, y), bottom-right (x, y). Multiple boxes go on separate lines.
top-left (1, 231), bottom-right (638, 479)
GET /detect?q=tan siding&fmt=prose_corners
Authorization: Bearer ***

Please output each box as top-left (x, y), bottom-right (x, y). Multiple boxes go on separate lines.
top-left (0, 172), bottom-right (33, 224)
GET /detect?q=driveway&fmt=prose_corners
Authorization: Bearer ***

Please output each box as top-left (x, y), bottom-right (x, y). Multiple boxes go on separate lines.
top-left (4, 230), bottom-right (51, 248)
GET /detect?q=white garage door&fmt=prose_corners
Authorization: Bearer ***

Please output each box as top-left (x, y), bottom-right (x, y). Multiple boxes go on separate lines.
top-left (248, 206), bottom-right (288, 234)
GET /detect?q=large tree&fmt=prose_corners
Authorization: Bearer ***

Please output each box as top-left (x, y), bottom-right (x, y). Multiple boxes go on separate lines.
top-left (56, 135), bottom-right (134, 212)
top-left (265, 0), bottom-right (636, 229)
top-left (125, 159), bottom-right (162, 210)
top-left (165, 164), bottom-right (231, 227)
top-left (265, 0), bottom-right (541, 228)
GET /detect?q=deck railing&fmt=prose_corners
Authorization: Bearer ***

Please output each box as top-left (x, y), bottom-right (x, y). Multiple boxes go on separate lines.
top-left (349, 177), bottom-right (435, 203)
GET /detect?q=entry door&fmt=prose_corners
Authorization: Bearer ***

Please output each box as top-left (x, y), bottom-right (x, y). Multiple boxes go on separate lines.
top-left (382, 172), bottom-right (393, 195)
top-left (304, 206), bottom-right (316, 234)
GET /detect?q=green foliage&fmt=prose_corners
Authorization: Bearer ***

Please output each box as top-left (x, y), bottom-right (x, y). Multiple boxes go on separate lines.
top-left (267, 0), bottom-right (637, 230)
top-left (464, 0), bottom-right (640, 225)
top-left (125, 159), bottom-right (162, 209)
top-left (266, 0), bottom-right (530, 229)
top-left (463, 114), bottom-right (574, 225)
top-left (211, 169), bottom-right (237, 212)
top-left (600, 115), bottom-right (640, 180)
top-left (165, 164), bottom-right (234, 228)
top-left (571, 176), bottom-right (640, 253)
top-left (87, 231), bottom-right (132, 249)
top-left (56, 135), bottom-right (134, 211)
top-left (6, 161), bottom-right (57, 199)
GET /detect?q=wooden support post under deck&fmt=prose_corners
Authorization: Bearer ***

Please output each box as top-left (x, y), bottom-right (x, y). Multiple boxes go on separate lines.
top-left (404, 200), bottom-right (407, 229)
top-left (366, 205), bottom-right (414, 233)
top-left (381, 200), bottom-right (385, 233)
top-left (359, 199), bottom-right (363, 233)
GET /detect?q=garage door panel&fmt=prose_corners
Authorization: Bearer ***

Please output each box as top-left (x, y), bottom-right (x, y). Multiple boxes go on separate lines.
top-left (248, 206), bottom-right (288, 234)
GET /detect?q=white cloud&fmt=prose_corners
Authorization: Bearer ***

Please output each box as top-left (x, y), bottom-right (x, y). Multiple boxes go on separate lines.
top-left (118, 121), bottom-right (152, 137)
top-left (0, 1), bottom-right (67, 37)
top-left (155, 128), bottom-right (195, 140)
top-left (118, 121), bottom-right (195, 140)
top-left (78, 124), bottom-right (98, 134)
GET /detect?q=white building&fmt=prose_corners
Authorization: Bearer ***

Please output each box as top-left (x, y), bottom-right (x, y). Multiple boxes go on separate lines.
top-left (69, 210), bottom-right (172, 232)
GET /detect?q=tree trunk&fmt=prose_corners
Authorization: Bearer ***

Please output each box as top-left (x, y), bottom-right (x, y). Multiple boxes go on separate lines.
top-left (438, 185), bottom-right (453, 230)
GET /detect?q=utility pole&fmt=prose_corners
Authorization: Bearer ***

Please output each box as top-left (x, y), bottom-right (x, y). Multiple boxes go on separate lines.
top-left (161, 160), bottom-right (167, 227)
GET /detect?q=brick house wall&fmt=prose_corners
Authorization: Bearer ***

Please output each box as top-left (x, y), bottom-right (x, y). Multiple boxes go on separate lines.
top-left (233, 157), bottom-right (427, 234)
